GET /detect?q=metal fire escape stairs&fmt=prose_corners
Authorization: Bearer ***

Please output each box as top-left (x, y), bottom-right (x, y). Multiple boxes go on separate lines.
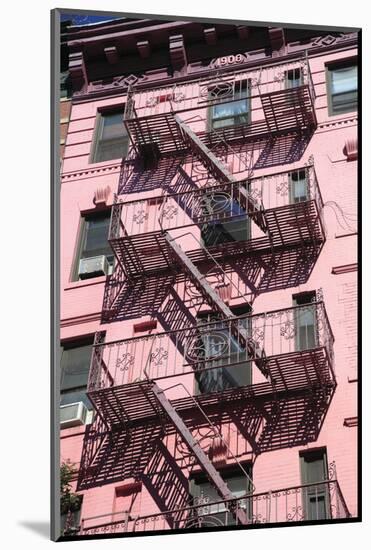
top-left (164, 232), bottom-right (268, 378)
top-left (174, 115), bottom-right (267, 233)
top-left (156, 115), bottom-right (270, 378)
top-left (118, 107), bottom-right (272, 523)
top-left (143, 356), bottom-right (254, 525)
top-left (145, 117), bottom-right (270, 519)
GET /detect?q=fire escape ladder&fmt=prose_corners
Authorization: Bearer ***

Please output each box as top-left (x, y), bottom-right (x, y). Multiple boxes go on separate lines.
top-left (164, 232), bottom-right (269, 378)
top-left (173, 115), bottom-right (267, 233)
top-left (150, 381), bottom-right (250, 525)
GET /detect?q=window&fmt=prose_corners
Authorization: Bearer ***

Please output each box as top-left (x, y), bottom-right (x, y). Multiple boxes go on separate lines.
top-left (327, 60), bottom-right (357, 116)
top-left (74, 211), bottom-right (114, 280)
top-left (285, 68), bottom-right (303, 89)
top-left (60, 338), bottom-right (93, 414)
top-left (190, 465), bottom-right (252, 526)
top-left (201, 190), bottom-right (251, 248)
top-left (209, 81), bottom-right (250, 130)
top-left (300, 449), bottom-right (329, 520)
top-left (293, 292), bottom-right (317, 351)
top-left (194, 305), bottom-right (252, 395)
top-left (289, 169), bottom-right (308, 203)
top-left (91, 109), bottom-right (129, 163)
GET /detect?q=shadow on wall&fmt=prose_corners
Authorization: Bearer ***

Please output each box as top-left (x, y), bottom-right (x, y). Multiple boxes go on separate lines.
top-left (118, 153), bottom-right (184, 195)
top-left (77, 418), bottom-right (164, 491)
top-left (101, 243), bottom-right (323, 326)
top-left (254, 130), bottom-right (315, 170)
top-left (77, 386), bottom-right (334, 494)
top-left (118, 126), bottom-right (314, 196)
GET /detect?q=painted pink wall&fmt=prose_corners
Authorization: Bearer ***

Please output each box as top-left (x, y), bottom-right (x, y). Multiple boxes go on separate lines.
top-left (60, 46), bottom-right (358, 525)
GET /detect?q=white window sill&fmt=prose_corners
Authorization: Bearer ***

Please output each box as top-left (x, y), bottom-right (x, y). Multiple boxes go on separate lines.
top-left (64, 275), bottom-right (108, 291)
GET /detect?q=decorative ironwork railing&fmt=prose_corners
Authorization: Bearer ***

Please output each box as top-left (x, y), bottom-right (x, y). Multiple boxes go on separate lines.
top-left (80, 478), bottom-right (350, 535)
top-left (124, 55), bottom-right (315, 121)
top-left (109, 163), bottom-right (323, 241)
top-left (88, 300), bottom-right (334, 393)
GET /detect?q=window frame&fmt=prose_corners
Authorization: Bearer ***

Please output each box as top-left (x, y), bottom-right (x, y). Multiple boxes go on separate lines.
top-left (207, 80), bottom-right (251, 132)
top-left (72, 209), bottom-right (114, 282)
top-left (200, 186), bottom-right (252, 248)
top-left (90, 106), bottom-right (129, 164)
top-left (326, 58), bottom-right (358, 117)
top-left (289, 168), bottom-right (309, 204)
top-left (285, 67), bottom-right (304, 90)
top-left (189, 463), bottom-right (253, 525)
top-left (300, 448), bottom-right (330, 521)
top-left (292, 291), bottom-right (317, 352)
top-left (194, 305), bottom-right (252, 395)
top-left (60, 336), bottom-right (95, 417)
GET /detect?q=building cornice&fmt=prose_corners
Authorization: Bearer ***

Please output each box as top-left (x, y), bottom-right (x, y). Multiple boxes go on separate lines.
top-left (71, 33), bottom-right (358, 104)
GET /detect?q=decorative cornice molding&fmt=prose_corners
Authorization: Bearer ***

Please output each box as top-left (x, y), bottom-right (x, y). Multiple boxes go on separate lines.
top-left (104, 46), bottom-right (120, 65)
top-left (71, 33), bottom-right (358, 103)
top-left (169, 34), bottom-right (187, 70)
top-left (204, 28), bottom-right (217, 46)
top-left (236, 26), bottom-right (249, 40)
top-left (61, 162), bottom-right (122, 182)
top-left (61, 311), bottom-right (102, 328)
top-left (317, 116), bottom-right (358, 131)
top-left (137, 40), bottom-right (151, 59)
top-left (69, 51), bottom-right (88, 93)
top-left (269, 27), bottom-right (285, 54)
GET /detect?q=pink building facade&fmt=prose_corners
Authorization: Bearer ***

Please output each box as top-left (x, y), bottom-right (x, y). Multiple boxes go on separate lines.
top-left (59, 18), bottom-right (359, 537)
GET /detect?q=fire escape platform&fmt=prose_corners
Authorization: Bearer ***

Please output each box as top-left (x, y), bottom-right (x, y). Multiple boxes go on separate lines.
top-left (88, 347), bottom-right (335, 429)
top-left (125, 113), bottom-right (188, 156)
top-left (260, 86), bottom-right (317, 133)
top-left (125, 85), bottom-right (317, 157)
top-left (108, 200), bottom-right (324, 278)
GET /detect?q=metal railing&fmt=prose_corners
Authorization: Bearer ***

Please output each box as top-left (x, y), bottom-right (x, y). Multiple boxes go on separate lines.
top-left (88, 300), bottom-right (334, 393)
top-left (109, 163), bottom-right (322, 241)
top-left (124, 55), bottom-right (315, 121)
top-left (80, 478), bottom-right (350, 535)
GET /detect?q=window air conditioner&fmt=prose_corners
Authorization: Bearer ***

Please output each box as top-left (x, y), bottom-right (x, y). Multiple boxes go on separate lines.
top-left (78, 255), bottom-right (109, 279)
top-left (60, 402), bottom-right (88, 429)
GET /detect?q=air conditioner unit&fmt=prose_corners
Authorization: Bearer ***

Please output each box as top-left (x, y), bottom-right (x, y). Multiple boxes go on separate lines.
top-left (60, 402), bottom-right (88, 429)
top-left (78, 255), bottom-right (109, 280)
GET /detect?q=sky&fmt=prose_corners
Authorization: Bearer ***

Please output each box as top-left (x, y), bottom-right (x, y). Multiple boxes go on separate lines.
top-left (60, 13), bottom-right (123, 26)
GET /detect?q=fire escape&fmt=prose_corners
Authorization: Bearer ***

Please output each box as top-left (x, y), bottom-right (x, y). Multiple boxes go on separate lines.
top-left (77, 54), bottom-right (350, 532)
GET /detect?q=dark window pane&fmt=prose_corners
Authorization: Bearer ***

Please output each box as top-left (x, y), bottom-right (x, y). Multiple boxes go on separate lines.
top-left (61, 343), bottom-right (92, 391)
top-left (191, 469), bottom-right (252, 525)
top-left (297, 307), bottom-right (316, 350)
top-left (286, 68), bottom-right (302, 89)
top-left (195, 316), bottom-right (252, 394)
top-left (201, 193), bottom-right (250, 247)
top-left (332, 90), bottom-right (357, 114)
top-left (293, 293), bottom-right (317, 351)
top-left (95, 137), bottom-right (128, 163)
top-left (330, 65), bottom-right (357, 94)
top-left (211, 85), bottom-right (249, 129)
top-left (329, 64), bottom-right (357, 114)
top-left (82, 215), bottom-right (111, 258)
top-left (291, 170), bottom-right (308, 203)
top-left (93, 110), bottom-right (128, 163)
top-left (101, 112), bottom-right (125, 139)
top-left (308, 494), bottom-right (327, 520)
top-left (301, 450), bottom-right (329, 520)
